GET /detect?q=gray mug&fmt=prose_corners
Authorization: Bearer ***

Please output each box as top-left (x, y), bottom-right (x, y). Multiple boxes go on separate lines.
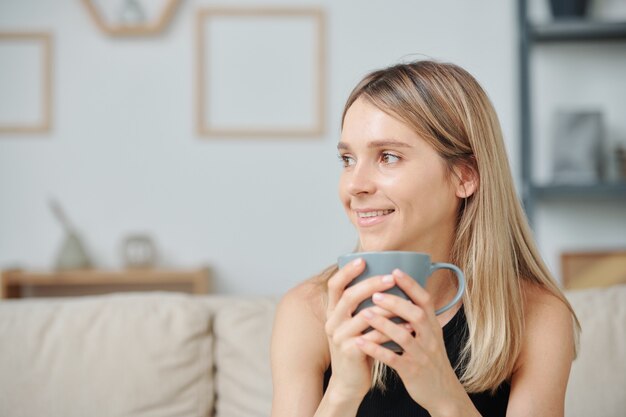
top-left (337, 251), bottom-right (465, 352)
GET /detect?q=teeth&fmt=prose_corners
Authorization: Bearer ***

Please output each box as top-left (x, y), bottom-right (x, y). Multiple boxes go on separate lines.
top-left (357, 209), bottom-right (394, 218)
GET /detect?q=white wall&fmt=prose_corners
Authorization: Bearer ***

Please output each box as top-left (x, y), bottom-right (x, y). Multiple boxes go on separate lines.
top-left (0, 0), bottom-right (621, 295)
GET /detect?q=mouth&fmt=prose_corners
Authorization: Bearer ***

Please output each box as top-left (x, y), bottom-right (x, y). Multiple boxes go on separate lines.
top-left (357, 209), bottom-right (395, 218)
top-left (354, 208), bottom-right (395, 227)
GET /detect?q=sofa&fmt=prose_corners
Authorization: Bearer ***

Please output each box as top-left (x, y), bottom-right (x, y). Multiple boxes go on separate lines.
top-left (0, 285), bottom-right (624, 417)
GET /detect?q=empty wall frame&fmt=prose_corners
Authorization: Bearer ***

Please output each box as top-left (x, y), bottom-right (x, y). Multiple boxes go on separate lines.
top-left (195, 7), bottom-right (326, 138)
top-left (0, 32), bottom-right (52, 134)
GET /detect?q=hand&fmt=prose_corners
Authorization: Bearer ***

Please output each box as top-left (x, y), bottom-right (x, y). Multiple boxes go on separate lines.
top-left (324, 258), bottom-right (399, 400)
top-left (354, 269), bottom-right (468, 414)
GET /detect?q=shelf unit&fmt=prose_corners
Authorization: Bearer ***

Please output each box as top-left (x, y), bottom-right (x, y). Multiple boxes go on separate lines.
top-left (518, 0), bottom-right (626, 223)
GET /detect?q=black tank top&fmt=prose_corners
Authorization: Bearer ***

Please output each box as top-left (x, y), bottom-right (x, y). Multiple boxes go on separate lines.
top-left (322, 307), bottom-right (510, 416)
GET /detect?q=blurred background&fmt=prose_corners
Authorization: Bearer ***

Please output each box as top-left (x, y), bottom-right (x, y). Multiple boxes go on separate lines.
top-left (1, 0), bottom-right (625, 296)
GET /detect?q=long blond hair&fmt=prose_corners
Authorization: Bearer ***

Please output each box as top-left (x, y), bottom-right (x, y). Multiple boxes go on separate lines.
top-left (324, 60), bottom-right (579, 393)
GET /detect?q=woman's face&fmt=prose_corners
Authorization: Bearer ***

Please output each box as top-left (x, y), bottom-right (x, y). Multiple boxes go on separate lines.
top-left (338, 97), bottom-right (461, 253)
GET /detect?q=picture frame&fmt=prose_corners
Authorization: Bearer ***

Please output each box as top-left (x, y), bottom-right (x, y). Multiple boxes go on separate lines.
top-left (195, 7), bottom-right (326, 138)
top-left (551, 109), bottom-right (606, 184)
top-left (0, 32), bottom-right (52, 134)
top-left (561, 250), bottom-right (626, 290)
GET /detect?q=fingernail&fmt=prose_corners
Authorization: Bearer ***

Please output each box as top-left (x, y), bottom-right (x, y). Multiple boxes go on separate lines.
top-left (372, 292), bottom-right (384, 302)
top-left (363, 309), bottom-right (374, 318)
top-left (355, 337), bottom-right (365, 346)
top-left (392, 269), bottom-right (402, 277)
top-left (353, 258), bottom-right (363, 266)
top-left (382, 274), bottom-right (394, 283)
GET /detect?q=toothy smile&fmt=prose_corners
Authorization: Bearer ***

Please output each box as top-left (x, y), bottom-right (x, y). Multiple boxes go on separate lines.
top-left (357, 209), bottom-right (395, 218)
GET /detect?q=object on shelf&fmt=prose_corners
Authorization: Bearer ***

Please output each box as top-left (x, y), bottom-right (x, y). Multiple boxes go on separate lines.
top-left (49, 199), bottom-right (93, 270)
top-left (551, 109), bottom-right (605, 184)
top-left (81, 0), bottom-right (180, 36)
top-left (616, 145), bottom-right (626, 181)
top-left (118, 0), bottom-right (146, 26)
top-left (121, 234), bottom-right (158, 268)
top-left (549, 0), bottom-right (589, 19)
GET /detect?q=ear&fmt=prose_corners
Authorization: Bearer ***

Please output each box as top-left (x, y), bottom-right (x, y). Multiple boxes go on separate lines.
top-left (452, 162), bottom-right (479, 199)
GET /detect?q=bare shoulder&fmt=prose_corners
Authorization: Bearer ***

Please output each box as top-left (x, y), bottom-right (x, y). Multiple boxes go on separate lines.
top-left (276, 275), bottom-right (328, 328)
top-left (507, 281), bottom-right (576, 415)
top-left (272, 274), bottom-right (330, 370)
top-left (521, 281), bottom-right (575, 334)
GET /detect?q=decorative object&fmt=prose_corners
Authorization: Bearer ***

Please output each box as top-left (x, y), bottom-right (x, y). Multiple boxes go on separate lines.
top-left (551, 109), bottom-right (605, 184)
top-left (549, 0), bottom-right (589, 18)
top-left (81, 0), bottom-right (180, 36)
top-left (195, 7), bottom-right (326, 138)
top-left (121, 234), bottom-right (158, 268)
top-left (0, 32), bottom-right (52, 134)
top-left (118, 0), bottom-right (146, 26)
top-left (561, 250), bottom-right (626, 289)
top-left (49, 199), bottom-right (93, 270)
top-left (616, 144), bottom-right (626, 181)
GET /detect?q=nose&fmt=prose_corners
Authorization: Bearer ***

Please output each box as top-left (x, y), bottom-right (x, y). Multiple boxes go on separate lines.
top-left (346, 161), bottom-right (376, 196)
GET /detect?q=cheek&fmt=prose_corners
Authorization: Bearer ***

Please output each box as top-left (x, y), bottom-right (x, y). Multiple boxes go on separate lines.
top-left (394, 174), bottom-right (455, 218)
top-left (338, 175), bottom-right (350, 208)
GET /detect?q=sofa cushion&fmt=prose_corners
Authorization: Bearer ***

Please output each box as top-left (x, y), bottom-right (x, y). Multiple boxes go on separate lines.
top-left (213, 296), bottom-right (278, 417)
top-left (565, 284), bottom-right (626, 417)
top-left (0, 292), bottom-right (214, 417)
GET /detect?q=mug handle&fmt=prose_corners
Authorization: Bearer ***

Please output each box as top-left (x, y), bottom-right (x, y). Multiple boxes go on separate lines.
top-left (429, 263), bottom-right (466, 315)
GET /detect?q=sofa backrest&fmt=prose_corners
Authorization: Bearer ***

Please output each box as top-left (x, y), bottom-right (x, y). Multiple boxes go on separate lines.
top-left (565, 284), bottom-right (626, 417)
top-left (212, 296), bottom-right (276, 417)
top-left (0, 292), bottom-right (216, 417)
top-left (1, 285), bottom-right (624, 417)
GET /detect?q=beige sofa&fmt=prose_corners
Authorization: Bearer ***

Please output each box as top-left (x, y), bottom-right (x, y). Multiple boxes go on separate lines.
top-left (0, 285), bottom-right (624, 417)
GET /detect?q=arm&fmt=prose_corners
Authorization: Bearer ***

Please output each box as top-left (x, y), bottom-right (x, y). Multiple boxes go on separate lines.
top-left (270, 282), bottom-right (328, 417)
top-left (506, 286), bottom-right (575, 417)
top-left (270, 281), bottom-right (364, 417)
top-left (271, 261), bottom-right (400, 417)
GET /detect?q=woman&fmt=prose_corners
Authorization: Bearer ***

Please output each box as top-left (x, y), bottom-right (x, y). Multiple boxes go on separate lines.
top-left (270, 60), bottom-right (579, 416)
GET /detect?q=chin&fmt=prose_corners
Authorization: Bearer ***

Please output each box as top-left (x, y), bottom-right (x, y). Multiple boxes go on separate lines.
top-left (358, 239), bottom-right (400, 252)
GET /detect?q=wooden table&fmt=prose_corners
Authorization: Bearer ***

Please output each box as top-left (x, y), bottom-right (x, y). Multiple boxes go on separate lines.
top-left (0, 268), bottom-right (211, 299)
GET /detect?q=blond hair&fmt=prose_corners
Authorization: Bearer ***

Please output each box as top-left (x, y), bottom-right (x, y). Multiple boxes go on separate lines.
top-left (324, 60), bottom-right (579, 393)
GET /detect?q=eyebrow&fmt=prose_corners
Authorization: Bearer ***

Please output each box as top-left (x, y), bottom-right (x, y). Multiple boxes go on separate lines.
top-left (337, 139), bottom-right (414, 150)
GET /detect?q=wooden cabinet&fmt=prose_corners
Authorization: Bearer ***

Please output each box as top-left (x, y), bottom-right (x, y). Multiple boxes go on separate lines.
top-left (0, 268), bottom-right (211, 299)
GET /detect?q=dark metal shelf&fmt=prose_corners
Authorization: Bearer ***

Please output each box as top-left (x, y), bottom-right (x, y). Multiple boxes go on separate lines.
top-left (531, 183), bottom-right (626, 199)
top-left (530, 20), bottom-right (626, 42)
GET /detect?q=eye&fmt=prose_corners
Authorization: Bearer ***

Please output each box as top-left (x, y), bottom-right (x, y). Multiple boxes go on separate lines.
top-left (381, 152), bottom-right (400, 164)
top-left (338, 153), bottom-right (356, 168)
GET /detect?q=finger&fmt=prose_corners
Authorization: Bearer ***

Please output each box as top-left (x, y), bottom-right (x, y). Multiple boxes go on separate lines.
top-left (331, 306), bottom-right (396, 344)
top-left (362, 309), bottom-right (418, 354)
top-left (327, 258), bottom-right (365, 311)
top-left (370, 291), bottom-right (435, 346)
top-left (335, 320), bottom-right (396, 346)
top-left (325, 275), bottom-right (395, 334)
top-left (356, 335), bottom-right (402, 369)
top-left (333, 273), bottom-right (395, 319)
top-left (392, 269), bottom-right (439, 327)
top-left (360, 328), bottom-right (393, 344)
